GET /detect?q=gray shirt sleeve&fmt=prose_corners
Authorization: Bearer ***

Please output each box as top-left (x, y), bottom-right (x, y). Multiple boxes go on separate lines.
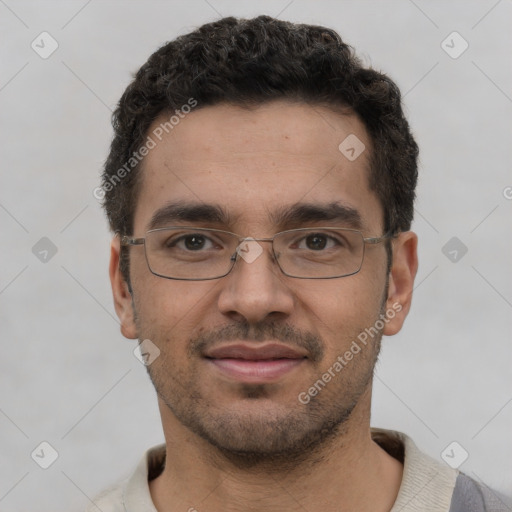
top-left (449, 473), bottom-right (511, 512)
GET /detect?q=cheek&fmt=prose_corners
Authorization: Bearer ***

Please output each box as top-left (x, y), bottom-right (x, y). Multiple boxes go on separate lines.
top-left (133, 277), bottom-right (217, 341)
top-left (306, 271), bottom-right (384, 317)
top-left (301, 274), bottom-right (386, 346)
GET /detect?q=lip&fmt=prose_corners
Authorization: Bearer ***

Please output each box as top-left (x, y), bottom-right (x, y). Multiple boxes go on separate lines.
top-left (204, 343), bottom-right (307, 383)
top-left (205, 343), bottom-right (307, 360)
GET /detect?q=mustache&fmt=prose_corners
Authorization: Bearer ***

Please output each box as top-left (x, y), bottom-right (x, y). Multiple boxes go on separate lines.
top-left (188, 321), bottom-right (324, 362)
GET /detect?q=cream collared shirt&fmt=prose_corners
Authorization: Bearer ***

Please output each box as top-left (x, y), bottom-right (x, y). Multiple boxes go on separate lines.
top-left (87, 428), bottom-right (460, 512)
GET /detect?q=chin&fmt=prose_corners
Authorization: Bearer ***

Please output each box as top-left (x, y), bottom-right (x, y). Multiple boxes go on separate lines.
top-left (176, 396), bottom-right (354, 469)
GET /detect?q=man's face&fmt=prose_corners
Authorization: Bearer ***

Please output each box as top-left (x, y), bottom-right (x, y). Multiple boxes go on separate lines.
top-left (112, 101), bottom-right (414, 462)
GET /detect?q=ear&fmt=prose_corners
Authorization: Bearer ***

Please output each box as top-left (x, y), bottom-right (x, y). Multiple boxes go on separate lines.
top-left (109, 235), bottom-right (138, 339)
top-left (383, 231), bottom-right (418, 336)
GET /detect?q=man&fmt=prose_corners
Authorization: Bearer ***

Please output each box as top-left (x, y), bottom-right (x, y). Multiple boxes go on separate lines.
top-left (91, 15), bottom-right (507, 512)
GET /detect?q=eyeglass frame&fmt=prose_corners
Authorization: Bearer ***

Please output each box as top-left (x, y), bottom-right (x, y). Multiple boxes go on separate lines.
top-left (120, 226), bottom-right (395, 281)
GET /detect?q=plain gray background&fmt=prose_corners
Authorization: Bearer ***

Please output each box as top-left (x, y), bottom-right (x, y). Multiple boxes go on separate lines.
top-left (1, 1), bottom-right (511, 510)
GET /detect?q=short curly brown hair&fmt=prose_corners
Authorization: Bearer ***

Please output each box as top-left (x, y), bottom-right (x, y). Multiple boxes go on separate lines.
top-left (101, 15), bottom-right (418, 282)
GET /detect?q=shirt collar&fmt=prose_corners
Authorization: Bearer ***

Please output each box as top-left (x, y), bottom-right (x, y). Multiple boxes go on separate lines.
top-left (121, 428), bottom-right (457, 512)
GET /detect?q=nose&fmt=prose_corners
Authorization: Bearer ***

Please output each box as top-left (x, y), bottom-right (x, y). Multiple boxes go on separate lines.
top-left (217, 239), bottom-right (295, 324)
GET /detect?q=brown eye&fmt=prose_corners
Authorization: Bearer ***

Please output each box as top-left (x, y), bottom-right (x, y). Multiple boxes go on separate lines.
top-left (305, 234), bottom-right (328, 250)
top-left (183, 235), bottom-right (207, 250)
top-left (164, 233), bottom-right (214, 251)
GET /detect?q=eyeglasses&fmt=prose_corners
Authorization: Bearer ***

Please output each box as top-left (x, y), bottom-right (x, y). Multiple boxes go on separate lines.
top-left (120, 227), bottom-right (392, 280)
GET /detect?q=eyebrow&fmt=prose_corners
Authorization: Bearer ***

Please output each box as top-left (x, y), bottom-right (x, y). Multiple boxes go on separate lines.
top-left (269, 202), bottom-right (363, 231)
top-left (147, 201), bottom-right (238, 231)
top-left (146, 201), bottom-right (363, 232)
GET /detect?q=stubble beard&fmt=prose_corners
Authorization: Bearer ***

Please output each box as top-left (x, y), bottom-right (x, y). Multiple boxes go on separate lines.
top-left (132, 273), bottom-right (389, 470)
top-left (143, 322), bottom-right (382, 471)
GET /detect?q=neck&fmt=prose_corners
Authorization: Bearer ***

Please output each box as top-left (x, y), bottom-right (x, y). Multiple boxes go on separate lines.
top-left (149, 387), bottom-right (403, 512)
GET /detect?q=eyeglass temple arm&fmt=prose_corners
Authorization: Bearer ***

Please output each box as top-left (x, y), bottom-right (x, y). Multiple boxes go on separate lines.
top-left (363, 232), bottom-right (397, 244)
top-left (120, 235), bottom-right (145, 246)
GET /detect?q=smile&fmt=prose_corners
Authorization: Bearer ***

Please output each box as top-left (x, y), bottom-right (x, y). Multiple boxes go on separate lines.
top-left (206, 357), bottom-right (306, 382)
top-left (204, 342), bottom-right (307, 383)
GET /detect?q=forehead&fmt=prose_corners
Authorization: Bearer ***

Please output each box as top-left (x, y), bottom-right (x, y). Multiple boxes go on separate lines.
top-left (133, 101), bottom-right (382, 234)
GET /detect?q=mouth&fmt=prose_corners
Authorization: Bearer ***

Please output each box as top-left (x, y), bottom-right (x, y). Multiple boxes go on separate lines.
top-left (204, 343), bottom-right (307, 383)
